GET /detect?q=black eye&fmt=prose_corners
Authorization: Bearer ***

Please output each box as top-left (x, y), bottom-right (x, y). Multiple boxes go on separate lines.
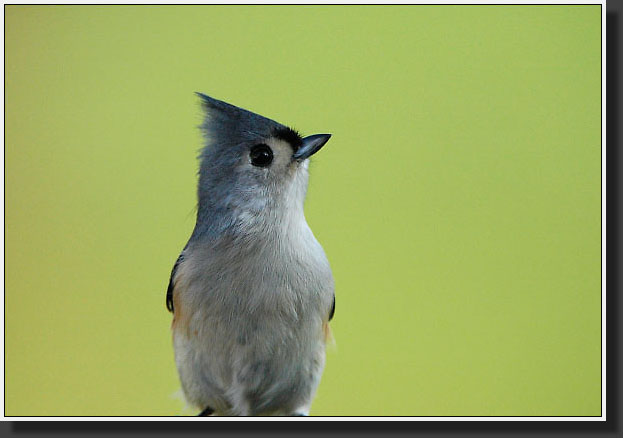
top-left (249, 144), bottom-right (273, 167)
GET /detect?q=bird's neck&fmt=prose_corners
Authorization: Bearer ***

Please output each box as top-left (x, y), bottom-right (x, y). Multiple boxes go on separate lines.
top-left (193, 177), bottom-right (309, 244)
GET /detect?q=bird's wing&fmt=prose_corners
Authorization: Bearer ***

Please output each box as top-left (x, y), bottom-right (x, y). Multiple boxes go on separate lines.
top-left (166, 252), bottom-right (185, 312)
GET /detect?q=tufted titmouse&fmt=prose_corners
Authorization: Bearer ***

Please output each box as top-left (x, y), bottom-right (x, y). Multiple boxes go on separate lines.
top-left (166, 93), bottom-right (335, 416)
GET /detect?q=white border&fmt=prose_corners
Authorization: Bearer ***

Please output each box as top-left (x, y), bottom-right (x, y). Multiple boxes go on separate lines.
top-left (601, 0), bottom-right (607, 424)
top-left (0, 0), bottom-right (609, 5)
top-left (1, 0), bottom-right (607, 421)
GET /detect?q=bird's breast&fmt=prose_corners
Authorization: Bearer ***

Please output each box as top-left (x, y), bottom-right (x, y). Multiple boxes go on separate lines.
top-left (174, 221), bottom-right (333, 337)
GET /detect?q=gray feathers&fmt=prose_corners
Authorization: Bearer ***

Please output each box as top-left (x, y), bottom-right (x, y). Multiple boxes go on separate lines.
top-left (169, 93), bottom-right (334, 416)
top-left (192, 93), bottom-right (300, 239)
top-left (196, 92), bottom-right (285, 148)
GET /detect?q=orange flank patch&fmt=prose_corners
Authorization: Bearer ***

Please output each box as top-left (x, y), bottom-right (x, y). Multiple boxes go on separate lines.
top-left (171, 288), bottom-right (191, 337)
top-left (322, 320), bottom-right (333, 343)
top-left (170, 292), bottom-right (182, 329)
top-left (170, 260), bottom-right (195, 337)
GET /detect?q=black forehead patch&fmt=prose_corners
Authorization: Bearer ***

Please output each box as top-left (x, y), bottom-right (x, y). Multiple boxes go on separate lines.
top-left (272, 127), bottom-right (303, 151)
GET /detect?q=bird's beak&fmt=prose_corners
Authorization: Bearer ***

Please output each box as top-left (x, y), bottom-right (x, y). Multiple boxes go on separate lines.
top-left (293, 134), bottom-right (332, 160)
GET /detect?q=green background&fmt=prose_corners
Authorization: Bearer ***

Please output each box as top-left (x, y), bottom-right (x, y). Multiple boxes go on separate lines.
top-left (5, 5), bottom-right (601, 416)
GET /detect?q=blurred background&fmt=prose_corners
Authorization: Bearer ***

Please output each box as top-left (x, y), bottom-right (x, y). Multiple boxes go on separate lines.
top-left (5, 5), bottom-right (601, 416)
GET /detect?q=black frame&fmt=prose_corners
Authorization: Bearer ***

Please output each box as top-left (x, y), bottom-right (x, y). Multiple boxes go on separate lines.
top-left (2, 2), bottom-right (618, 436)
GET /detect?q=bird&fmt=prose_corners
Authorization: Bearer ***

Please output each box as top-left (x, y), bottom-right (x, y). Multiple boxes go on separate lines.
top-left (166, 93), bottom-right (335, 416)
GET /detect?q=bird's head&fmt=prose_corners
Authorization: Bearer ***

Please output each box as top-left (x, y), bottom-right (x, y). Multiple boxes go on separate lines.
top-left (194, 93), bottom-right (331, 234)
